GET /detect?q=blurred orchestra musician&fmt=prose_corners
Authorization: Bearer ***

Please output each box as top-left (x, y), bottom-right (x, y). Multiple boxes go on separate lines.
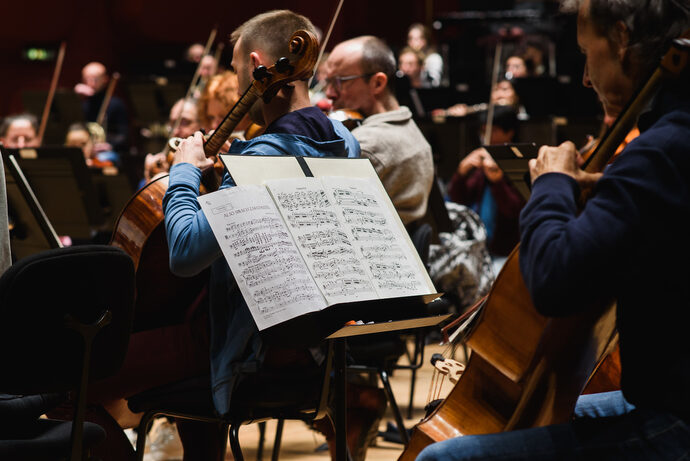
top-left (406, 22), bottom-right (443, 87)
top-left (73, 62), bottom-right (129, 158)
top-left (447, 106), bottom-right (525, 267)
top-left (141, 98), bottom-right (201, 187)
top-left (0, 113), bottom-right (39, 148)
top-left (398, 46), bottom-right (428, 89)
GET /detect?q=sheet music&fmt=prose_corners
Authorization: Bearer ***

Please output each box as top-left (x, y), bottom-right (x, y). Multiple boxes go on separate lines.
top-left (266, 176), bottom-right (429, 301)
top-left (198, 185), bottom-right (327, 330)
top-left (265, 177), bottom-right (378, 304)
top-left (321, 176), bottom-right (430, 298)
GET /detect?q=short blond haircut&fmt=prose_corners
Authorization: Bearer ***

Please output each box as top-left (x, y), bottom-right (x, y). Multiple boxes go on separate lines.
top-left (229, 10), bottom-right (317, 63)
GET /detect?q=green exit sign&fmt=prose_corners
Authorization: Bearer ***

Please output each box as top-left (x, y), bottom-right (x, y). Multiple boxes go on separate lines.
top-left (22, 46), bottom-right (57, 62)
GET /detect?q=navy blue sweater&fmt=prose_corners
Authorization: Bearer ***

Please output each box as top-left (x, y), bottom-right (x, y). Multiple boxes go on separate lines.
top-left (519, 83), bottom-right (690, 419)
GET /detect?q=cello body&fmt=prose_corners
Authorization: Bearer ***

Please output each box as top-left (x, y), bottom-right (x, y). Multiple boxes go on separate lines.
top-left (109, 175), bottom-right (207, 331)
top-left (400, 247), bottom-right (617, 460)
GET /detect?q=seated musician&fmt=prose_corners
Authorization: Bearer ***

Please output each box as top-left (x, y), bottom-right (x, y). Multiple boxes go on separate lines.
top-left (446, 106), bottom-right (525, 269)
top-left (64, 122), bottom-right (120, 168)
top-left (141, 97), bottom-right (201, 187)
top-left (0, 113), bottom-right (39, 148)
top-left (165, 9), bottom-right (362, 460)
top-left (325, 36), bottom-right (435, 227)
top-left (417, 0), bottom-right (690, 459)
top-left (196, 69), bottom-right (256, 138)
top-left (74, 62), bottom-right (129, 156)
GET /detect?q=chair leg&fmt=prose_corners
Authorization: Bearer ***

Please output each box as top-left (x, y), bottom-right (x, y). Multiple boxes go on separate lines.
top-left (134, 412), bottom-right (159, 461)
top-left (378, 370), bottom-right (409, 445)
top-left (229, 424), bottom-right (244, 461)
top-left (219, 422), bottom-right (230, 461)
top-left (257, 421), bottom-right (266, 460)
top-left (271, 419), bottom-right (284, 461)
top-left (407, 332), bottom-right (425, 419)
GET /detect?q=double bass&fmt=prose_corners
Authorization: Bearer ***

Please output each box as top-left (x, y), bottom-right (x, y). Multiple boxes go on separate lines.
top-left (109, 30), bottom-right (319, 330)
top-left (399, 36), bottom-right (690, 461)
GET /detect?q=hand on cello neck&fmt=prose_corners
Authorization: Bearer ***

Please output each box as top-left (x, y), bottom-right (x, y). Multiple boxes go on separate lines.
top-left (170, 131), bottom-right (215, 171)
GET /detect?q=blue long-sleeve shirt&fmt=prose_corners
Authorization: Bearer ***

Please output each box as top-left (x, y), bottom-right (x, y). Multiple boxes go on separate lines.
top-left (162, 108), bottom-right (360, 415)
top-left (519, 83), bottom-right (690, 419)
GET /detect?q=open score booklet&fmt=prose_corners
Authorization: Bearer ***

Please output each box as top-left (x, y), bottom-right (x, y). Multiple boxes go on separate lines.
top-left (197, 157), bottom-right (435, 330)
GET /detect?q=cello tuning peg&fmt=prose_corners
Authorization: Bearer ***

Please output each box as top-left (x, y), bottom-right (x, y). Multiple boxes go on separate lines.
top-left (253, 65), bottom-right (271, 82)
top-left (275, 57), bottom-right (293, 74)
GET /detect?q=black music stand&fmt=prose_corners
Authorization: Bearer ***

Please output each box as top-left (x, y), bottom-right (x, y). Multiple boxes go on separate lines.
top-left (1, 147), bottom-right (104, 242)
top-left (21, 89), bottom-right (85, 145)
top-left (260, 295), bottom-right (451, 461)
top-left (89, 168), bottom-right (135, 236)
top-left (1, 151), bottom-right (61, 261)
top-left (484, 142), bottom-right (539, 201)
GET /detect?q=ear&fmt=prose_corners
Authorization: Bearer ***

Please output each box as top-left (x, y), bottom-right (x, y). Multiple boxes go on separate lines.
top-left (249, 51), bottom-right (264, 69)
top-left (613, 20), bottom-right (629, 61)
top-left (370, 72), bottom-right (388, 96)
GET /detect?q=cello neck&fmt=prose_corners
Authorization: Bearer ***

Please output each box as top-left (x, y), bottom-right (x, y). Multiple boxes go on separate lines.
top-left (203, 85), bottom-right (260, 157)
top-left (583, 37), bottom-right (690, 173)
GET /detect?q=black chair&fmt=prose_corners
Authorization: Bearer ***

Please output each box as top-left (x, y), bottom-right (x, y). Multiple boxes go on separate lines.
top-left (127, 342), bottom-right (335, 461)
top-left (0, 245), bottom-right (136, 461)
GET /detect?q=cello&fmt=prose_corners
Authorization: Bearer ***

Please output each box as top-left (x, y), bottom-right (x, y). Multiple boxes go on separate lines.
top-left (109, 29), bottom-right (319, 330)
top-left (399, 35), bottom-right (690, 461)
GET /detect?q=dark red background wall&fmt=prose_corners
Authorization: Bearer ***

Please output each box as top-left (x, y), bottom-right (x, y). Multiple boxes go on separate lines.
top-left (0, 0), bottom-right (460, 116)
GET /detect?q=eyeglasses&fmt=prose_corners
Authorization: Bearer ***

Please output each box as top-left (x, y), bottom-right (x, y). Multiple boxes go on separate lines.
top-left (324, 73), bottom-right (374, 92)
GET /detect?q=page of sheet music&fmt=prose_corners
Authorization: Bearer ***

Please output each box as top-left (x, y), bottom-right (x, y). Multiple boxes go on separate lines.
top-left (321, 176), bottom-right (430, 298)
top-left (198, 185), bottom-right (327, 330)
top-left (265, 177), bottom-right (379, 305)
top-left (265, 176), bottom-right (429, 302)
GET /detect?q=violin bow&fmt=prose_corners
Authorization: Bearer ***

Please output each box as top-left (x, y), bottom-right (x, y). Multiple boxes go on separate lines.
top-left (309, 0), bottom-right (345, 88)
top-left (170, 26), bottom-right (217, 136)
top-left (37, 41), bottom-right (66, 146)
top-left (97, 71), bottom-right (120, 127)
top-left (483, 40), bottom-right (502, 146)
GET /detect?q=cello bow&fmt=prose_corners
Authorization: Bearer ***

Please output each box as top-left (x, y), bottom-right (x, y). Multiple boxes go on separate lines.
top-left (398, 35), bottom-right (690, 461)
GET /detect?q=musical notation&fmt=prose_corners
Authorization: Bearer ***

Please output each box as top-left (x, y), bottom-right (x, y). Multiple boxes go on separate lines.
top-left (307, 245), bottom-right (356, 259)
top-left (369, 262), bottom-right (417, 280)
top-left (322, 278), bottom-right (375, 297)
top-left (343, 208), bottom-right (386, 225)
top-left (360, 243), bottom-right (406, 261)
top-left (351, 226), bottom-right (394, 241)
top-left (275, 189), bottom-right (331, 210)
top-left (252, 277), bottom-right (323, 313)
top-left (313, 257), bottom-right (366, 280)
top-left (298, 229), bottom-right (351, 249)
top-left (287, 209), bottom-right (340, 228)
top-left (332, 188), bottom-right (379, 207)
top-left (199, 184), bottom-right (328, 330)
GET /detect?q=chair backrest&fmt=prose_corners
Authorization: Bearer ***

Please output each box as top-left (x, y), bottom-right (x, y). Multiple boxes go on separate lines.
top-left (0, 245), bottom-right (135, 395)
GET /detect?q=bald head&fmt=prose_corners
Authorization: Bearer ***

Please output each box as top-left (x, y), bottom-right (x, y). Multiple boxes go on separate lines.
top-left (82, 62), bottom-right (108, 93)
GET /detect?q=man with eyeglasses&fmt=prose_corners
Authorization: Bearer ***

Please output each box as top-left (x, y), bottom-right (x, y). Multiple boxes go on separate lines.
top-left (325, 36), bottom-right (434, 227)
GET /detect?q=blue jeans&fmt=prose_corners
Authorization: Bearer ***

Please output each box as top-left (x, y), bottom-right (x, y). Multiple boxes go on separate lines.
top-left (416, 391), bottom-right (690, 460)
